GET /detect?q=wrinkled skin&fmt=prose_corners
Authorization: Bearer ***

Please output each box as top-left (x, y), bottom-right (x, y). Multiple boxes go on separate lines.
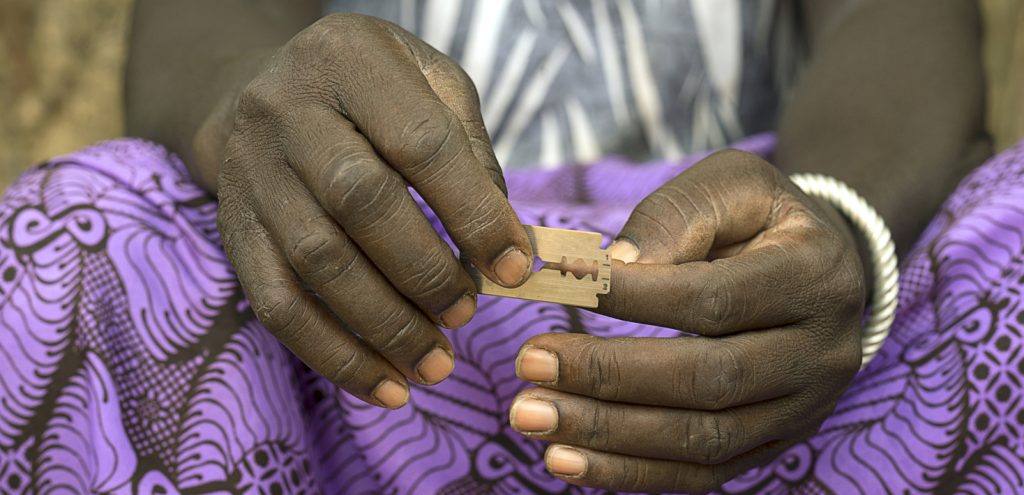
top-left (511, 151), bottom-right (865, 493)
top-left (208, 13), bottom-right (865, 492)
top-left (122, 0), bottom-right (989, 489)
top-left (215, 14), bottom-right (535, 408)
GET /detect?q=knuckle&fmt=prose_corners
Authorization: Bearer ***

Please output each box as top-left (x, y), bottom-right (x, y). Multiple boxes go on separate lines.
top-left (393, 248), bottom-right (460, 305)
top-left (393, 106), bottom-right (461, 173)
top-left (669, 342), bottom-right (694, 402)
top-left (287, 227), bottom-right (363, 294)
top-left (288, 228), bottom-right (341, 277)
top-left (291, 19), bottom-right (337, 55)
top-left (444, 193), bottom-right (505, 240)
top-left (236, 77), bottom-right (290, 122)
top-left (691, 344), bottom-right (742, 409)
top-left (701, 414), bottom-right (736, 464)
top-left (581, 340), bottom-right (623, 400)
top-left (291, 13), bottom-right (378, 59)
top-left (691, 274), bottom-right (729, 334)
top-left (322, 151), bottom-right (394, 218)
top-left (676, 413), bottom-right (733, 465)
top-left (615, 455), bottom-right (653, 491)
top-left (252, 282), bottom-right (306, 341)
top-left (321, 341), bottom-right (366, 387)
top-left (582, 404), bottom-right (617, 451)
top-left (367, 306), bottom-right (422, 357)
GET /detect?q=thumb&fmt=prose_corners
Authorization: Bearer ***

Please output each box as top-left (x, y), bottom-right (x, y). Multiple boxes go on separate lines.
top-left (612, 149), bottom-right (781, 265)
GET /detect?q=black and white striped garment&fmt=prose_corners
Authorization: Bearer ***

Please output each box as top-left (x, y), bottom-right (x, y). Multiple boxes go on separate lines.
top-left (326, 0), bottom-right (802, 168)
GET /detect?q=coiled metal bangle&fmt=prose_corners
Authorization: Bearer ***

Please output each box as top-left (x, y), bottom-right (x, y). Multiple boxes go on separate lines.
top-left (789, 173), bottom-right (899, 368)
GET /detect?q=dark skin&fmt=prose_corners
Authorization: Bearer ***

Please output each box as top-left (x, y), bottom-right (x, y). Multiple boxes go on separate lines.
top-left (127, 0), bottom-right (987, 491)
top-left (515, 152), bottom-right (865, 491)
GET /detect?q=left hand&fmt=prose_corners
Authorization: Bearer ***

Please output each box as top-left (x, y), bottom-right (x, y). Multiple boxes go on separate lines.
top-left (509, 150), bottom-right (866, 493)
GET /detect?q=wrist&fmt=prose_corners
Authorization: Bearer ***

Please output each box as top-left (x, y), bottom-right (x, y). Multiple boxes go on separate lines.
top-left (790, 173), bottom-right (899, 368)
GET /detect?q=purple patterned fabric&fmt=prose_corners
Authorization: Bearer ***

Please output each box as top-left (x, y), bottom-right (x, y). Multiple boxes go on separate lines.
top-left (1, 135), bottom-right (1023, 494)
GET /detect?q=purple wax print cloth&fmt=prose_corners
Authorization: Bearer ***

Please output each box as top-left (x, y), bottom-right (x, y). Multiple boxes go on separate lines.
top-left (1, 136), bottom-right (1023, 494)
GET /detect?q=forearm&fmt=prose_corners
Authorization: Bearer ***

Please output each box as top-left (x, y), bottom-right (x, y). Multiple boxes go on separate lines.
top-left (125, 0), bottom-right (320, 191)
top-left (777, 0), bottom-right (990, 255)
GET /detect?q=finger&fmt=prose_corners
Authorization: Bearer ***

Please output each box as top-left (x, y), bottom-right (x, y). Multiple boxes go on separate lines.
top-left (217, 202), bottom-right (409, 409)
top-left (291, 16), bottom-right (534, 287)
top-left (405, 34), bottom-right (507, 194)
top-left (515, 332), bottom-right (838, 410)
top-left (285, 107), bottom-right (478, 329)
top-left (598, 221), bottom-right (857, 336)
top-left (246, 167), bottom-right (457, 386)
top-left (612, 149), bottom-right (784, 265)
top-left (542, 441), bottom-right (795, 494)
top-left (510, 387), bottom-right (820, 464)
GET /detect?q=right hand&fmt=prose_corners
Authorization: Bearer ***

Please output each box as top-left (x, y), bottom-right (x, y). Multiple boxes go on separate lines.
top-left (212, 14), bottom-right (534, 409)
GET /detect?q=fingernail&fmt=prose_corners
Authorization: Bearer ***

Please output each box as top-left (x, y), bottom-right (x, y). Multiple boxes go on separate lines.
top-left (440, 293), bottom-right (476, 329)
top-left (417, 347), bottom-right (455, 385)
top-left (609, 239), bottom-right (639, 264)
top-left (516, 346), bottom-right (558, 383)
top-left (372, 379), bottom-right (409, 409)
top-left (493, 247), bottom-right (531, 287)
top-left (510, 398), bottom-right (558, 434)
top-left (546, 445), bottom-right (587, 477)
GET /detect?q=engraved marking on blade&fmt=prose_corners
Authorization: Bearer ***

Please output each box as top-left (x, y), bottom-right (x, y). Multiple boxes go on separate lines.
top-left (545, 257), bottom-right (600, 281)
top-left (466, 226), bottom-right (611, 308)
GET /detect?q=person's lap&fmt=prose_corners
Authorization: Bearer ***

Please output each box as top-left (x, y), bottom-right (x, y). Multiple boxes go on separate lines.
top-left (1, 136), bottom-right (1022, 494)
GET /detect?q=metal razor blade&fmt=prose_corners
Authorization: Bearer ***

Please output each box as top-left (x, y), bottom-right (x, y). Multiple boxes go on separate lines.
top-left (465, 225), bottom-right (611, 308)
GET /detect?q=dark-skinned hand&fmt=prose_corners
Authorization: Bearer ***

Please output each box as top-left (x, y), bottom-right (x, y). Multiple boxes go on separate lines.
top-left (214, 14), bottom-right (534, 409)
top-left (509, 150), bottom-right (866, 493)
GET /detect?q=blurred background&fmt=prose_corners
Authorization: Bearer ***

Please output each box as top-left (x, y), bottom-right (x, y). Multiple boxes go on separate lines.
top-left (0, 0), bottom-right (1022, 190)
top-left (0, 0), bottom-right (132, 188)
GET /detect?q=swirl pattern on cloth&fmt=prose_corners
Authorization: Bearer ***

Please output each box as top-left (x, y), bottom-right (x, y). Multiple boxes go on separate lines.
top-left (1, 137), bottom-right (1023, 494)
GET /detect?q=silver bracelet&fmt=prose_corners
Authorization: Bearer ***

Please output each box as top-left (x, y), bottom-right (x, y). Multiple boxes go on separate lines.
top-left (789, 173), bottom-right (899, 369)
